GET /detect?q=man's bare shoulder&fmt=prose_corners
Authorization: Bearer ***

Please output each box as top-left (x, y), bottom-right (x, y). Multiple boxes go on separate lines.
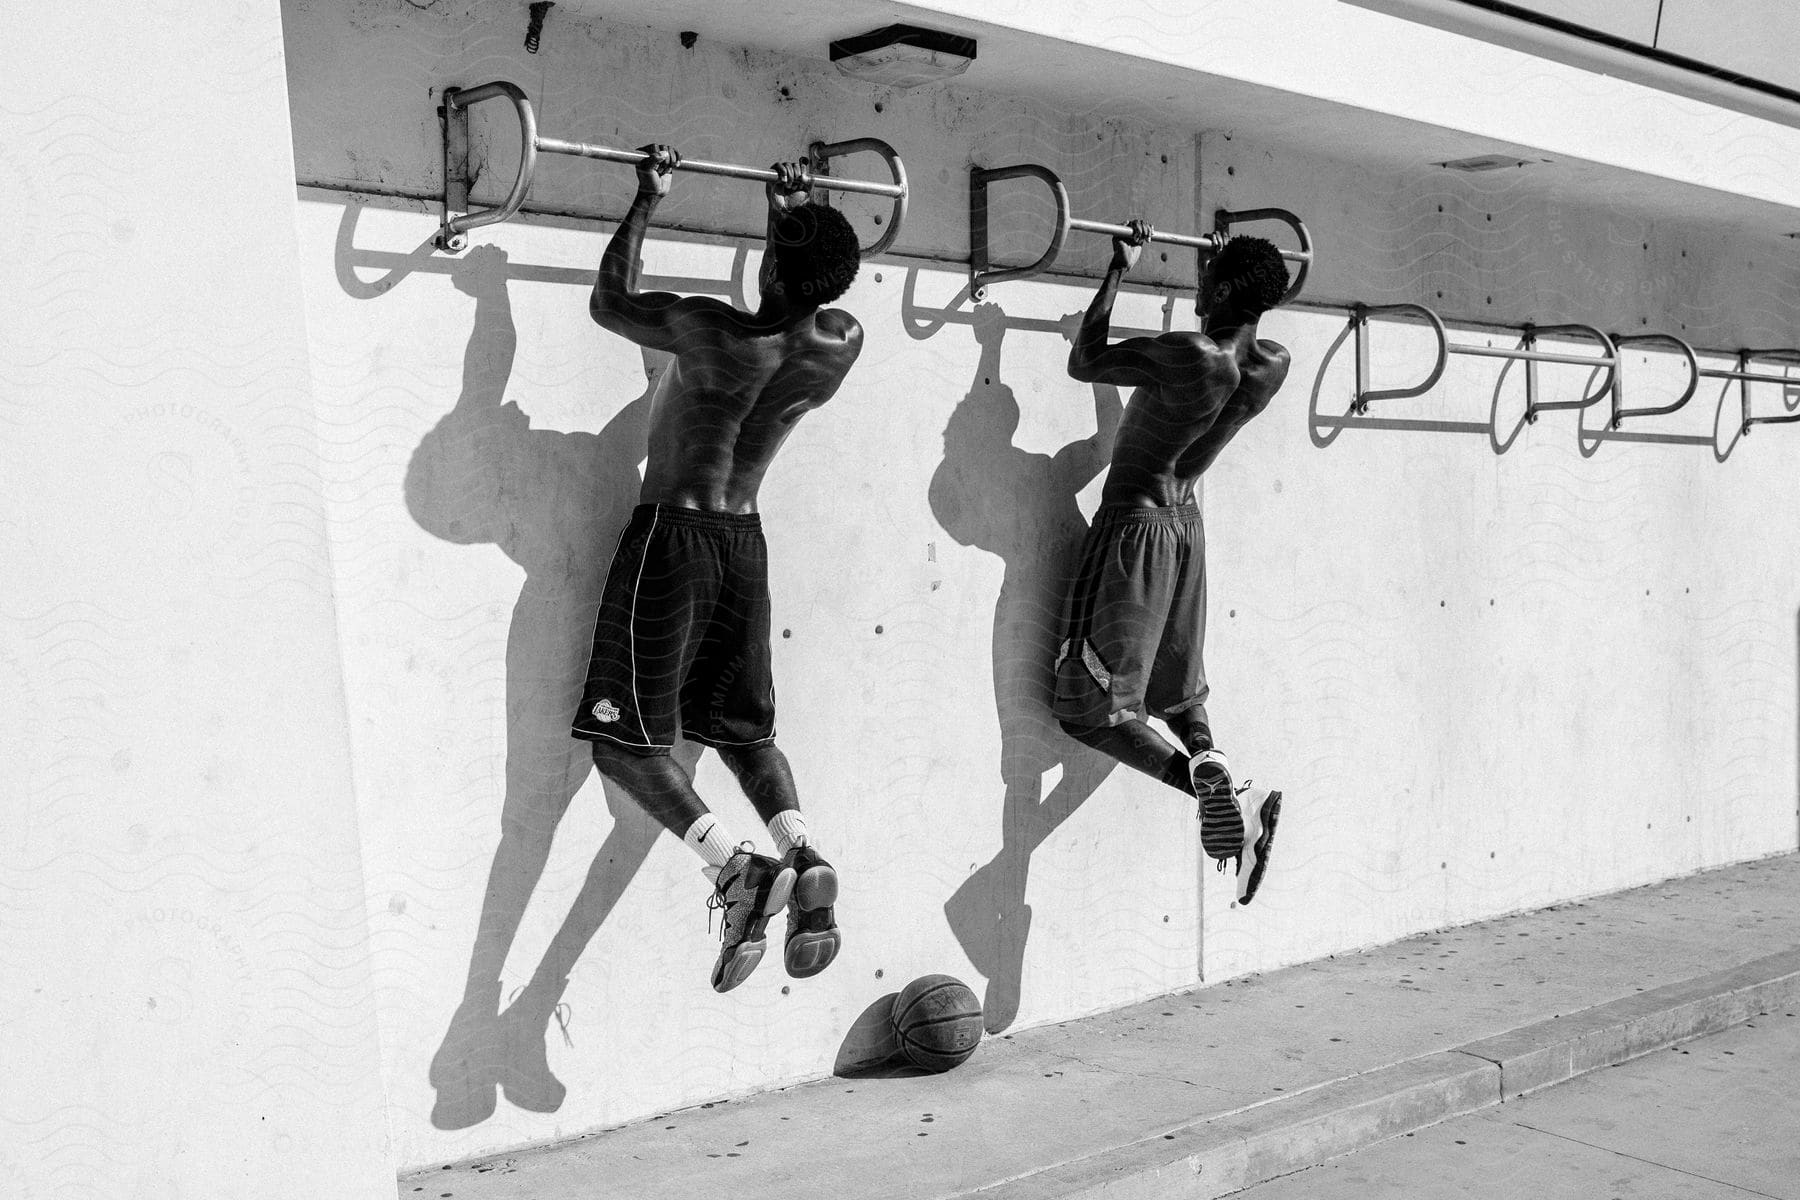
top-left (1252, 339), bottom-right (1292, 387)
top-left (1154, 332), bottom-right (1238, 376)
top-left (668, 295), bottom-right (741, 323)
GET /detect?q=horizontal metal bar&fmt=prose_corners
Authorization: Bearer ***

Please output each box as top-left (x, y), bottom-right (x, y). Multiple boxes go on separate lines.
top-left (1745, 410), bottom-right (1800, 427)
top-left (532, 138), bottom-right (906, 198)
top-left (1451, 343), bottom-right (1616, 367)
top-left (1066, 216), bottom-right (1216, 250)
top-left (1063, 214), bottom-right (1313, 269)
top-left (1699, 368), bottom-right (1800, 386)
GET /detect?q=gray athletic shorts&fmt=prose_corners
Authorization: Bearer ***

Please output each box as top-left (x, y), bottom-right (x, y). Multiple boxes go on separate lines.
top-left (1052, 502), bottom-right (1210, 730)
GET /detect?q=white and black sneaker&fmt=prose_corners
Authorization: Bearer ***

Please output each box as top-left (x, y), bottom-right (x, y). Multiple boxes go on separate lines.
top-left (706, 844), bottom-right (796, 993)
top-left (1229, 783), bottom-right (1282, 906)
top-left (1190, 748), bottom-right (1244, 861)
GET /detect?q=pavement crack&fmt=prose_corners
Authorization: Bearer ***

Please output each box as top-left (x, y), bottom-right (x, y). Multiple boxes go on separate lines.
top-left (1506, 1121), bottom-right (1784, 1198)
top-left (1045, 1048), bottom-right (1209, 1090)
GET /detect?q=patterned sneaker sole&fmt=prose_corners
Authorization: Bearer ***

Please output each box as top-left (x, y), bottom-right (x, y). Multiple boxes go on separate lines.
top-left (795, 862), bottom-right (837, 911)
top-left (785, 928), bottom-right (841, 978)
top-left (1236, 791), bottom-right (1282, 906)
top-left (786, 864), bottom-right (840, 978)
top-left (711, 866), bottom-right (796, 994)
top-left (1197, 769), bottom-right (1245, 860)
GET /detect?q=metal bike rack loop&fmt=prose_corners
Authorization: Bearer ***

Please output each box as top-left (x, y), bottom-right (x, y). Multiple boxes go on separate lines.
top-left (1701, 348), bottom-right (1800, 437)
top-left (436, 81), bottom-right (910, 255)
top-left (1348, 303), bottom-right (1617, 422)
top-left (967, 162), bottom-right (1313, 303)
top-left (1607, 332), bottom-right (1701, 430)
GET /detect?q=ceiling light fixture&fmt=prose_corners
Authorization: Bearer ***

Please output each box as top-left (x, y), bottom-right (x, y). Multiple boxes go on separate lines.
top-left (1435, 154), bottom-right (1545, 172)
top-left (830, 24), bottom-right (976, 89)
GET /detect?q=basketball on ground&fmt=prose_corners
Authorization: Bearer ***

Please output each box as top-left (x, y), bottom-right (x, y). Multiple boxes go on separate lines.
top-left (890, 974), bottom-right (984, 1072)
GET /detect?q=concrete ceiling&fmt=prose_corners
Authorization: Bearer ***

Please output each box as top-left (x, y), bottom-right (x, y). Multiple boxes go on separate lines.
top-left (557, 0), bottom-right (1800, 239)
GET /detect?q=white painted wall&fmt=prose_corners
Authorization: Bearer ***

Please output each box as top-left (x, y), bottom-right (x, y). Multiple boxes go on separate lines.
top-left (0, 2), bottom-right (392, 1198)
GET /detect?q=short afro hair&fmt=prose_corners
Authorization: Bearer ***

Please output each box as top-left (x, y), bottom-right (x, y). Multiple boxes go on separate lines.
top-left (771, 203), bottom-right (862, 307)
top-left (1208, 235), bottom-right (1290, 315)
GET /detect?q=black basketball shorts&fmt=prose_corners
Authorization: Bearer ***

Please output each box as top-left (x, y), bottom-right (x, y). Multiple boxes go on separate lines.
top-left (571, 504), bottom-right (777, 754)
top-left (1052, 502), bottom-right (1211, 729)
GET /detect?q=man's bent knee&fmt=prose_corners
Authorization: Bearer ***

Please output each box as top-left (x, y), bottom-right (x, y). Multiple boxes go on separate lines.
top-left (588, 738), bottom-right (667, 779)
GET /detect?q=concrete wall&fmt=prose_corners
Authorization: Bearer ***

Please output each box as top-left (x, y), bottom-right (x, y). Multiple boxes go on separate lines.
top-left (280, 0), bottom-right (1800, 1170)
top-left (0, 2), bottom-right (392, 1197)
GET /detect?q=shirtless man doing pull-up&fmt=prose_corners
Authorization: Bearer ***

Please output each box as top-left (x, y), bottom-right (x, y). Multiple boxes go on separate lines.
top-left (572, 146), bottom-right (863, 991)
top-left (1056, 222), bottom-right (1293, 905)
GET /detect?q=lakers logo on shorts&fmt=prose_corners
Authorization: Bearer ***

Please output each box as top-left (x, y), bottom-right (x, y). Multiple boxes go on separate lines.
top-left (591, 698), bottom-right (621, 723)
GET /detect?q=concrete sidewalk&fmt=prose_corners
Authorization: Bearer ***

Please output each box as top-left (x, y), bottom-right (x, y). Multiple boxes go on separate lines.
top-left (405, 854), bottom-right (1800, 1200)
top-left (1234, 1011), bottom-right (1800, 1198)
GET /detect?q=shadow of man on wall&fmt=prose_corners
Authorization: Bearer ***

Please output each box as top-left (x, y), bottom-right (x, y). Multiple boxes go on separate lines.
top-left (929, 301), bottom-right (1122, 1032)
top-left (405, 244), bottom-right (701, 1128)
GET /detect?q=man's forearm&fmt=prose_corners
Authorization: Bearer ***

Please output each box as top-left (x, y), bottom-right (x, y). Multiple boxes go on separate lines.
top-left (1070, 267), bottom-right (1124, 371)
top-left (594, 192), bottom-right (657, 309)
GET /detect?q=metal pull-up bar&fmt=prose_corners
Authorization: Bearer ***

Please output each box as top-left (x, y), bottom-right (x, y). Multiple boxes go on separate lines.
top-left (1348, 303), bottom-right (1617, 421)
top-left (435, 81), bottom-right (910, 256)
top-left (967, 162), bottom-right (1313, 302)
top-left (1699, 349), bottom-right (1800, 436)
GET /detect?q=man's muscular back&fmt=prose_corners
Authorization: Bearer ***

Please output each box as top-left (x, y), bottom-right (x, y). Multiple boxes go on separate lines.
top-left (633, 300), bottom-right (862, 512)
top-left (589, 146), bottom-right (865, 514)
top-left (1075, 330), bottom-right (1290, 507)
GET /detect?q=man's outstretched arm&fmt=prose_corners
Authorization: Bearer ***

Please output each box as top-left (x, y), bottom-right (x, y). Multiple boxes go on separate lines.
top-left (590, 144), bottom-right (692, 352)
top-left (1066, 221), bottom-right (1194, 387)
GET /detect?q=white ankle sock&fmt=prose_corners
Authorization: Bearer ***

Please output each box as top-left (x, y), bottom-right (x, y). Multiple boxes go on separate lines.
top-left (682, 814), bottom-right (736, 869)
top-left (768, 810), bottom-right (810, 856)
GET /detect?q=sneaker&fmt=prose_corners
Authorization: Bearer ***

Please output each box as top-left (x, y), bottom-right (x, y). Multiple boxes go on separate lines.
top-left (1190, 748), bottom-right (1244, 861)
top-left (1228, 783), bottom-right (1282, 906)
top-left (781, 842), bottom-right (840, 978)
top-left (706, 844), bottom-right (796, 993)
